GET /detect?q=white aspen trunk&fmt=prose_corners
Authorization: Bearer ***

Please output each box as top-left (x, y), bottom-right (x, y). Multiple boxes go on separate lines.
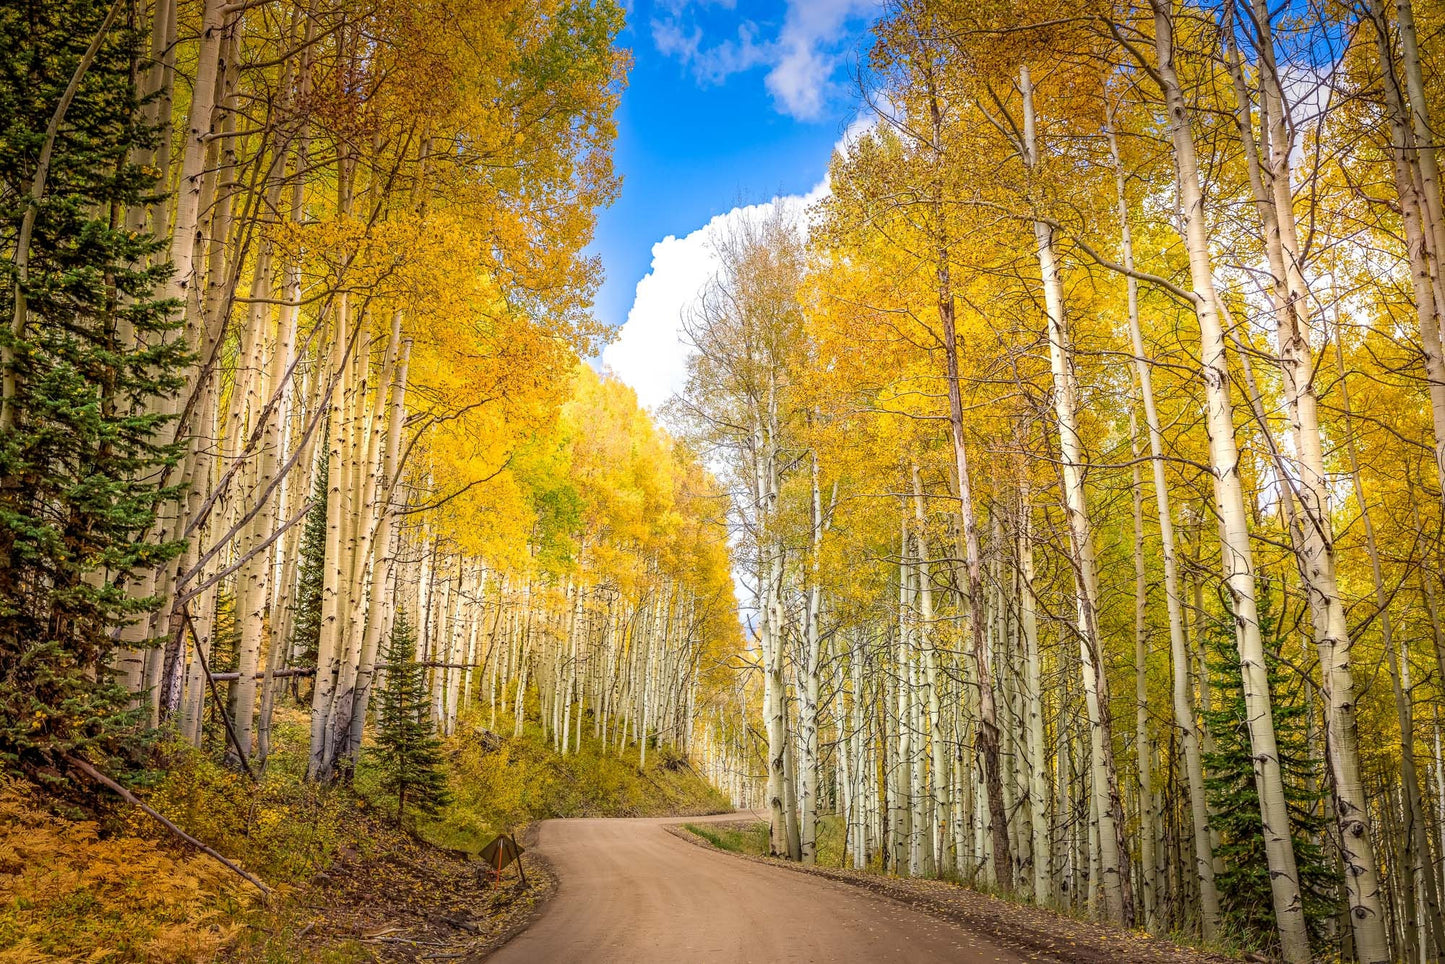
top-left (343, 339), bottom-right (410, 765)
top-left (1055, 714), bottom-right (1071, 905)
top-left (908, 648), bottom-right (926, 877)
top-left (852, 633), bottom-right (869, 869)
top-left (324, 321), bottom-right (373, 761)
top-left (1106, 117), bottom-right (1221, 938)
top-left (913, 467), bottom-right (950, 877)
top-left (464, 570), bottom-right (484, 720)
top-left (431, 556), bottom-right (455, 725)
top-left (895, 527), bottom-right (913, 875)
top-left (152, 34), bottom-right (238, 724)
top-left (835, 656), bottom-right (854, 867)
top-left (1020, 64), bottom-right (1130, 925)
top-left (306, 288), bottom-right (351, 781)
top-left (1129, 410), bottom-right (1160, 931)
top-left (1368, 0), bottom-right (1445, 502)
top-left (639, 594), bottom-right (654, 769)
top-left (753, 396), bottom-right (794, 858)
top-left (229, 249), bottom-right (278, 765)
top-left (1146, 7), bottom-right (1310, 957)
top-left (257, 102), bottom-right (311, 761)
top-left (561, 582), bottom-right (580, 755)
top-left (799, 451), bottom-right (825, 865)
top-left (161, 0), bottom-right (225, 329)
top-left (1223, 16), bottom-right (1390, 952)
top-left (108, 0), bottom-right (181, 696)
top-left (513, 632), bottom-right (529, 738)
top-left (782, 690), bottom-right (801, 860)
top-left (926, 76), bottom-right (1013, 890)
top-left (884, 638), bottom-right (902, 873)
top-left (1019, 480), bottom-right (1050, 905)
top-left (443, 567), bottom-right (466, 736)
top-left (179, 582), bottom-right (217, 746)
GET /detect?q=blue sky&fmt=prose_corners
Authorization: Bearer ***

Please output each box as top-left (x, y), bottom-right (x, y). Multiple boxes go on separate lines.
top-left (592, 0), bottom-right (879, 406)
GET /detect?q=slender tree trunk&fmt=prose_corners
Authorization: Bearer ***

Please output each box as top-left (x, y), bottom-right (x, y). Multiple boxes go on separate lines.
top-left (1105, 116), bottom-right (1221, 939)
top-left (1018, 479), bottom-right (1051, 904)
top-left (1130, 410), bottom-right (1160, 932)
top-left (925, 83), bottom-right (1012, 890)
top-left (1221, 18), bottom-right (1391, 951)
top-left (799, 450), bottom-right (826, 865)
top-left (1021, 65), bottom-right (1131, 924)
top-left (1146, 6), bottom-right (1310, 958)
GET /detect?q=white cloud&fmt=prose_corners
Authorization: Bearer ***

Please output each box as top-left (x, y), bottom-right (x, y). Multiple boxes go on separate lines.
top-left (602, 103), bottom-right (882, 410)
top-left (602, 175), bottom-right (839, 412)
top-left (601, 217), bottom-right (725, 411)
top-left (766, 0), bottom-right (878, 120)
top-left (652, 0), bottom-right (880, 120)
top-left (650, 18), bottom-right (702, 62)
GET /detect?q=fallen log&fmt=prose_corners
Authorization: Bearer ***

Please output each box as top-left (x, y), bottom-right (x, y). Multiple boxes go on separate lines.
top-left (65, 755), bottom-right (272, 897)
top-left (206, 666), bottom-right (317, 682)
top-left (206, 661), bottom-right (483, 682)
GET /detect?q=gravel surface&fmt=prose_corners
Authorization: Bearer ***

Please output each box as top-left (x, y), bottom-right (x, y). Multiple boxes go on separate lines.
top-left (668, 819), bottom-right (1240, 964)
top-left (489, 811), bottom-right (1027, 963)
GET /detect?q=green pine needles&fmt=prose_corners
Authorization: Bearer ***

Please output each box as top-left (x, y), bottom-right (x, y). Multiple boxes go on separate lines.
top-left (375, 608), bottom-right (450, 827)
top-left (1201, 580), bottom-right (1335, 954)
top-left (0, 0), bottom-right (187, 782)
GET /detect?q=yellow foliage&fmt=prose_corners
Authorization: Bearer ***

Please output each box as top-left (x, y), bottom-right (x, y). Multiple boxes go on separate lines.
top-left (0, 783), bottom-right (250, 963)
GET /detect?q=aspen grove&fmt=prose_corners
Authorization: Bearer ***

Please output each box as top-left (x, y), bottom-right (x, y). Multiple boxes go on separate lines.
top-left (0, 0), bottom-right (744, 869)
top-left (677, 1), bottom-right (1445, 962)
top-left (12, 0), bottom-right (1445, 961)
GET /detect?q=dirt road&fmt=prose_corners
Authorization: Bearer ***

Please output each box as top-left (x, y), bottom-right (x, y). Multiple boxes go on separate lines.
top-left (489, 813), bottom-right (1025, 963)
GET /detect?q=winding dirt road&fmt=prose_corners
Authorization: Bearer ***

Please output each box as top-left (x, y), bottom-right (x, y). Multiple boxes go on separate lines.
top-left (490, 813), bottom-right (1025, 963)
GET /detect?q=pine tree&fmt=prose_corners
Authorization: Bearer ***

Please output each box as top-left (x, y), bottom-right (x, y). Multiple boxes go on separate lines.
top-left (375, 608), bottom-right (449, 826)
top-left (287, 449), bottom-right (328, 693)
top-left (0, 0), bottom-right (186, 784)
top-left (1201, 580), bottom-right (1334, 953)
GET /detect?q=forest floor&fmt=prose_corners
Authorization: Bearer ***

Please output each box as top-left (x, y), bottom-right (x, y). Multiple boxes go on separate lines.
top-left (0, 710), bottom-right (727, 963)
top-left (672, 820), bottom-right (1244, 964)
top-left (226, 822), bottom-right (556, 963)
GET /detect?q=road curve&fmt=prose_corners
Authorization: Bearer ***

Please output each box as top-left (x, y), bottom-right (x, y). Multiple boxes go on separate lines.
top-left (490, 813), bottom-right (1025, 963)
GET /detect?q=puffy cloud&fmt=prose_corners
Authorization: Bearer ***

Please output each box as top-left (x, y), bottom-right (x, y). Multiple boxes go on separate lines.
top-left (602, 179), bottom-right (827, 411)
top-left (601, 112), bottom-right (882, 411)
top-left (652, 0), bottom-right (880, 120)
top-left (765, 0), bottom-right (879, 120)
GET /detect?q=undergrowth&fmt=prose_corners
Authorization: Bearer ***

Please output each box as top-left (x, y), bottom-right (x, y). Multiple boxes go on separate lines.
top-left (0, 782), bottom-right (252, 962)
top-left (401, 711), bottom-right (731, 853)
top-left (684, 815), bottom-right (847, 864)
top-left (683, 821), bottom-right (771, 854)
top-left (0, 706), bottom-right (728, 962)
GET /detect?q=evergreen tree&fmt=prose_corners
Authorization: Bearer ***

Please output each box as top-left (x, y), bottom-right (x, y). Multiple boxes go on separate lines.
top-left (287, 449), bottom-right (328, 689)
top-left (1201, 580), bottom-right (1334, 953)
top-left (374, 608), bottom-right (449, 826)
top-left (0, 0), bottom-right (186, 783)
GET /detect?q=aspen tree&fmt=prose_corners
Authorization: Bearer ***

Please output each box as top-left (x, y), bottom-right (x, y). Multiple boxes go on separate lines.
top-left (1018, 478), bottom-right (1050, 905)
top-left (798, 450), bottom-right (828, 864)
top-left (912, 467), bottom-right (950, 877)
top-left (1219, 13), bottom-right (1388, 951)
top-left (1143, 5), bottom-right (1310, 957)
top-left (1105, 115), bottom-right (1220, 936)
top-left (1129, 411), bottom-right (1159, 931)
top-left (917, 24), bottom-right (1014, 890)
top-left (1020, 64), bottom-right (1131, 925)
